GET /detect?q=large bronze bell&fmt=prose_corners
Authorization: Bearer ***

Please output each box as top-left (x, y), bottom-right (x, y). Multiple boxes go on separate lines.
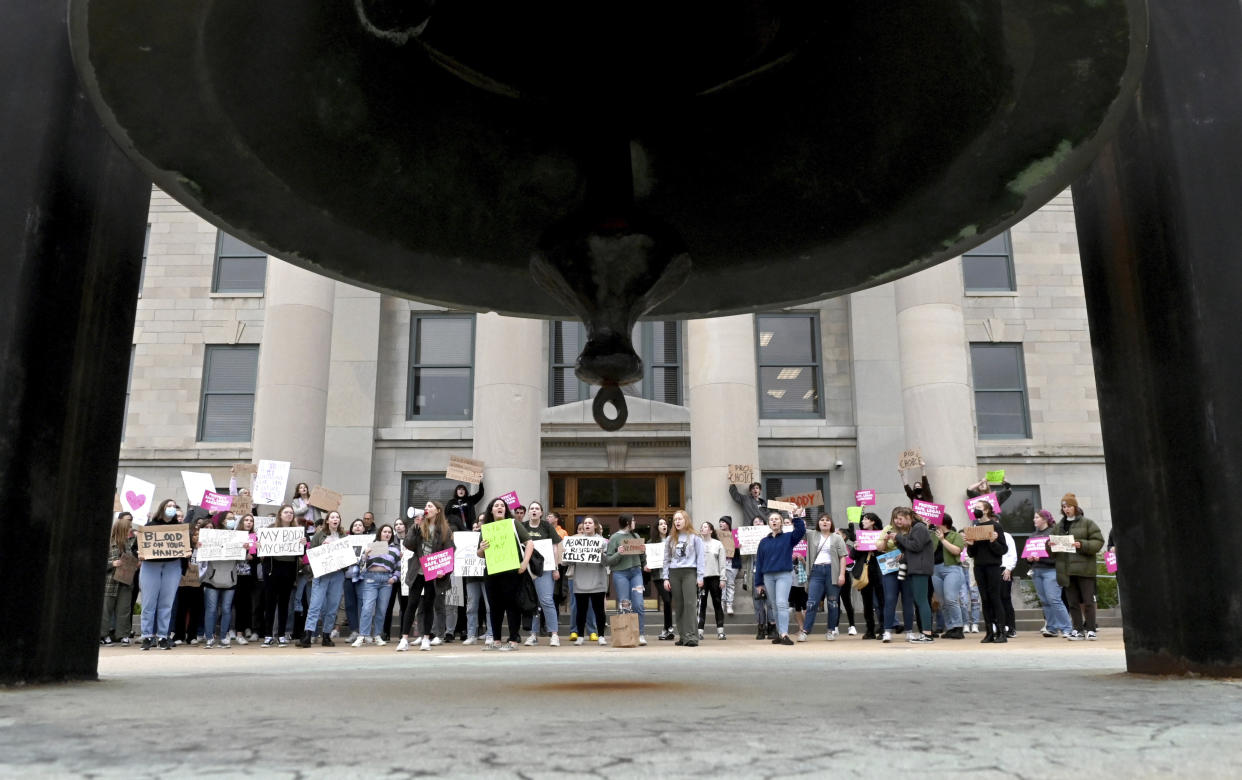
top-left (70, 0), bottom-right (1146, 429)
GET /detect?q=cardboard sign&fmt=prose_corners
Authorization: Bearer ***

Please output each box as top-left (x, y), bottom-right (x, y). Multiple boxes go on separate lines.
top-left (898, 449), bottom-right (923, 470)
top-left (619, 538), bottom-right (647, 555)
top-left (1049, 535), bottom-right (1077, 553)
top-left (201, 491), bottom-right (234, 514)
top-left (499, 491), bottom-right (521, 511)
top-left (137, 524), bottom-right (191, 560)
top-left (877, 550), bottom-right (901, 575)
top-left (735, 526), bottom-right (768, 555)
top-left (445, 455), bottom-right (485, 484)
top-left (727, 464), bottom-right (755, 485)
top-left (114, 554), bottom-right (140, 587)
top-left (252, 459), bottom-right (291, 506)
top-left (985, 470), bottom-right (1006, 483)
top-left (114, 491), bottom-right (122, 513)
top-left (366, 541), bottom-right (390, 558)
top-left (453, 531), bottom-right (486, 577)
top-left (854, 530), bottom-right (884, 551)
top-left (421, 548), bottom-right (455, 579)
top-left (561, 535), bottom-right (606, 564)
top-left (197, 528), bottom-right (250, 561)
top-left (308, 486), bottom-right (342, 512)
top-left (231, 493), bottom-right (254, 517)
top-left (120, 474), bottom-right (156, 520)
top-left (180, 471), bottom-right (217, 507)
top-left (644, 542), bottom-right (665, 572)
top-left (716, 532), bottom-right (735, 557)
top-left (913, 500), bottom-right (946, 526)
top-left (307, 537), bottom-right (358, 577)
top-left (766, 499), bottom-right (797, 513)
top-left (1106, 549), bottom-right (1118, 573)
top-left (231, 463), bottom-right (259, 477)
top-left (1022, 537), bottom-right (1050, 559)
top-left (179, 564), bottom-right (200, 588)
top-left (252, 515), bottom-right (277, 529)
top-left (776, 490), bottom-right (824, 510)
top-left (480, 519), bottom-right (521, 574)
top-left (256, 527), bottom-right (305, 557)
top-left (965, 492), bottom-right (1003, 519)
top-left (854, 489), bottom-right (876, 506)
top-left (964, 525), bottom-right (995, 542)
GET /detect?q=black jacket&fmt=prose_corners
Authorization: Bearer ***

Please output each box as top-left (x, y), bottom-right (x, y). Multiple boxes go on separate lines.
top-left (445, 482), bottom-right (484, 528)
top-left (966, 520), bottom-right (1008, 566)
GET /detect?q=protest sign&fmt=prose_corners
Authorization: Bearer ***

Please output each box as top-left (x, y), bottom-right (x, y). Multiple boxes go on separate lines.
top-left (307, 538), bottom-right (358, 577)
top-left (499, 491), bottom-right (521, 511)
top-left (421, 549), bottom-right (455, 579)
top-left (308, 486), bottom-right (342, 512)
top-left (252, 459), bottom-right (291, 506)
top-left (913, 500), bottom-right (946, 526)
top-left (180, 471), bottom-right (217, 507)
top-left (735, 526), bottom-right (768, 555)
top-left (252, 515), bottom-right (276, 529)
top-left (257, 527), bottom-right (305, 557)
top-left (964, 492), bottom-right (1003, 518)
top-left (964, 525), bottom-right (995, 542)
top-left (727, 464), bottom-right (755, 485)
top-left (120, 474), bottom-right (156, 520)
top-left (986, 470), bottom-right (1006, 483)
top-left (346, 534), bottom-right (375, 557)
top-left (366, 541), bottom-right (390, 558)
top-left (446, 575), bottom-right (465, 607)
top-left (197, 528), bottom-right (250, 561)
top-left (137, 524), bottom-right (191, 560)
top-left (854, 530), bottom-right (884, 551)
top-left (179, 565), bottom-right (200, 588)
top-left (877, 550), bottom-right (901, 575)
top-left (561, 535), bottom-right (606, 564)
top-left (231, 463), bottom-right (258, 478)
top-left (1106, 549), bottom-right (1118, 573)
top-left (846, 506), bottom-right (863, 525)
top-left (644, 542), bottom-right (665, 572)
top-left (480, 519), bottom-right (521, 574)
top-left (114, 554), bottom-right (140, 587)
top-left (231, 493), bottom-right (254, 517)
top-left (1049, 535), bottom-right (1077, 553)
top-left (619, 538), bottom-right (647, 556)
top-left (114, 491), bottom-right (122, 512)
top-left (445, 455), bottom-right (485, 484)
top-left (453, 531), bottom-right (486, 577)
top-left (1022, 537), bottom-right (1050, 559)
top-left (766, 499), bottom-right (797, 513)
top-left (898, 449), bottom-right (923, 470)
top-left (201, 491), bottom-right (234, 514)
top-left (531, 539), bottom-right (555, 568)
top-left (793, 540), bottom-right (808, 556)
top-left (776, 490), bottom-right (824, 510)
top-left (854, 489), bottom-right (876, 506)
top-left (716, 531), bottom-right (735, 557)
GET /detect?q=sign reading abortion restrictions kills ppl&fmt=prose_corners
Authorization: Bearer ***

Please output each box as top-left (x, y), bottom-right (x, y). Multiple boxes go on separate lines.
top-left (137, 524), bottom-right (192, 559)
top-left (257, 527), bottom-right (305, 557)
top-left (561, 535), bottom-right (606, 564)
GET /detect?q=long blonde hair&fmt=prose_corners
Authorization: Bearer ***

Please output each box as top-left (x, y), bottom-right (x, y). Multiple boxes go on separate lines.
top-left (668, 510), bottom-right (695, 549)
top-left (110, 513), bottom-right (133, 550)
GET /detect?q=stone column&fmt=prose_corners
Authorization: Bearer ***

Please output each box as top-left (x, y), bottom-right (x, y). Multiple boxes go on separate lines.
top-left (251, 259), bottom-right (335, 494)
top-left (849, 284), bottom-right (909, 512)
top-left (0, 3), bottom-right (150, 683)
top-left (321, 283), bottom-right (381, 520)
top-left (688, 315), bottom-right (761, 527)
top-left (1072, 0), bottom-right (1242, 676)
top-left (472, 314), bottom-right (542, 507)
top-left (894, 263), bottom-right (979, 513)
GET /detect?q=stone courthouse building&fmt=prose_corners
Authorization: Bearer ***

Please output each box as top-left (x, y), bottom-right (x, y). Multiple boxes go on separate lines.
top-left (120, 187), bottom-right (1112, 553)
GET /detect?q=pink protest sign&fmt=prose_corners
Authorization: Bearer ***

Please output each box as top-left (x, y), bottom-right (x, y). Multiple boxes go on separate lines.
top-left (201, 491), bottom-right (234, 513)
top-left (793, 540), bottom-right (808, 556)
top-left (965, 492), bottom-right (1002, 518)
top-left (499, 491), bottom-right (521, 510)
top-left (855, 530), bottom-right (883, 551)
top-left (913, 500), bottom-right (946, 525)
top-left (1022, 537), bottom-right (1049, 559)
top-left (1106, 549), bottom-right (1118, 573)
top-left (420, 549), bottom-right (455, 579)
top-left (855, 489), bottom-right (876, 506)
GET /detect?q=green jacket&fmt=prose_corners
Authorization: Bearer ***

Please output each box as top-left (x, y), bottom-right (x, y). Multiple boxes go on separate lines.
top-left (1053, 514), bottom-right (1104, 584)
top-left (604, 530), bottom-right (646, 572)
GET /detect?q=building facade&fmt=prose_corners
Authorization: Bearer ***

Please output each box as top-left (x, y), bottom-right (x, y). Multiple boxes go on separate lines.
top-left (121, 187), bottom-right (1111, 554)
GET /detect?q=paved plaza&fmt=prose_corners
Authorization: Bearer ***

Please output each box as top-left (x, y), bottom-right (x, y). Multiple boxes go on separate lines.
top-left (2, 629), bottom-right (1240, 778)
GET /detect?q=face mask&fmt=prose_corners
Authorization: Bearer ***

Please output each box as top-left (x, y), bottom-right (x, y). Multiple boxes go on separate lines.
top-left (972, 508), bottom-right (984, 519)
top-left (164, 507), bottom-right (178, 519)
top-left (225, 518), bottom-right (238, 530)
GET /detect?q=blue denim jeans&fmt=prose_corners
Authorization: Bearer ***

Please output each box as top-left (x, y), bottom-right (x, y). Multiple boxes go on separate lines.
top-left (139, 559), bottom-right (181, 638)
top-left (202, 586), bottom-right (236, 639)
top-left (1031, 566), bottom-right (1074, 632)
top-left (529, 570), bottom-right (558, 634)
top-left (611, 567), bottom-right (646, 634)
top-left (358, 571), bottom-right (394, 637)
top-left (931, 563), bottom-right (965, 630)
top-left (959, 571), bottom-right (981, 624)
top-left (304, 570), bottom-right (345, 637)
top-left (803, 563), bottom-right (840, 634)
top-left (465, 579), bottom-right (490, 640)
top-left (290, 571), bottom-right (311, 617)
top-left (764, 570), bottom-right (794, 636)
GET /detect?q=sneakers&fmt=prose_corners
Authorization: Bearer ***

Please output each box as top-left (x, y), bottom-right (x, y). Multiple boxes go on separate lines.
top-left (1006, 628), bottom-right (1018, 639)
top-left (278, 637), bottom-right (289, 647)
top-left (1041, 627), bottom-right (1057, 638)
top-left (420, 637), bottom-right (431, 651)
top-left (1066, 630), bottom-right (1085, 641)
top-left (262, 637), bottom-right (274, 648)
top-left (120, 637), bottom-right (131, 646)
top-left (658, 629), bottom-right (672, 641)
top-left (220, 638), bottom-right (231, 648)
top-left (574, 637), bottom-right (585, 646)
top-left (189, 637), bottom-right (199, 646)
top-left (429, 636), bottom-right (443, 646)
top-left (524, 635), bottom-right (538, 646)
top-left (698, 629), bottom-right (704, 640)
top-left (638, 636), bottom-right (647, 646)
top-left (158, 638), bottom-right (171, 650)
top-left (441, 634), bottom-right (454, 644)
top-left (101, 636), bottom-right (114, 646)
top-left (351, 636), bottom-right (366, 648)
top-left (483, 639), bottom-right (496, 651)
top-left (717, 628), bottom-right (726, 640)
top-left (345, 631), bottom-right (360, 643)
top-left (726, 605), bottom-right (734, 616)
top-left (205, 638), bottom-right (216, 649)
top-left (969, 623), bottom-right (979, 633)
top-left (598, 636), bottom-right (607, 646)
top-left (372, 635), bottom-right (386, 646)
top-left (847, 626), bottom-right (857, 636)
top-left (589, 633), bottom-right (599, 642)
top-left (569, 632), bottom-right (580, 641)
top-left (235, 635), bottom-right (248, 646)
top-left (550, 634), bottom-right (560, 647)
top-left (396, 638), bottom-right (410, 652)
top-left (797, 631), bottom-right (808, 643)
top-left (829, 628), bottom-right (839, 641)
top-left (463, 636), bottom-right (477, 645)
top-left (909, 633), bottom-right (934, 643)
top-left (141, 637), bottom-right (152, 651)
top-left (775, 635), bottom-right (794, 646)
top-left (881, 631), bottom-right (892, 643)
top-left (1086, 630), bottom-right (1098, 641)
top-left (497, 643), bottom-right (513, 652)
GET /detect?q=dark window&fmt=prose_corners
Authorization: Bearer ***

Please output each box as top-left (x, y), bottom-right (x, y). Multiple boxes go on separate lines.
top-left (998, 484), bottom-right (1041, 578)
top-left (970, 343), bottom-right (1032, 438)
top-left (761, 473), bottom-right (830, 525)
top-left (756, 313), bottom-right (823, 417)
top-left (577, 477), bottom-right (658, 508)
top-left (212, 231), bottom-right (267, 293)
top-left (403, 475), bottom-right (462, 518)
top-left (549, 321), bottom-right (682, 406)
top-left (407, 314), bottom-right (474, 420)
top-left (963, 231), bottom-right (1016, 292)
top-left (198, 345), bottom-right (259, 442)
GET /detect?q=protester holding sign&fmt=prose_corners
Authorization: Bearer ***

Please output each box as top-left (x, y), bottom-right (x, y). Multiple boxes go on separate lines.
top-left (298, 512), bottom-right (347, 648)
top-left (259, 505), bottom-right (302, 648)
top-left (851, 513), bottom-right (886, 639)
top-left (233, 514), bottom-right (257, 643)
top-left (799, 515), bottom-right (848, 642)
top-left (965, 499), bottom-right (1009, 644)
top-left (199, 527), bottom-right (240, 648)
top-left (697, 522), bottom-right (729, 640)
top-left (753, 509), bottom-right (807, 646)
top-left (446, 481), bottom-right (485, 529)
top-left (891, 508), bottom-right (935, 644)
top-left (1026, 509), bottom-right (1073, 637)
top-left (138, 499), bottom-right (189, 650)
top-left (718, 517), bottom-right (740, 616)
top-left (357, 524), bottom-right (402, 647)
top-left (171, 521), bottom-right (208, 646)
top-left (1054, 494), bottom-right (1105, 641)
top-left (341, 519), bottom-right (368, 643)
top-left (746, 517), bottom-right (775, 639)
top-left (399, 501), bottom-right (454, 651)
top-left (478, 497), bottom-right (530, 651)
top-left (929, 518), bottom-right (967, 639)
top-left (101, 512), bottom-right (137, 645)
top-left (647, 518), bottom-right (675, 640)
top-left (522, 501), bottom-right (562, 647)
top-left (900, 463), bottom-right (933, 503)
top-left (662, 510), bottom-right (706, 646)
top-left (999, 530), bottom-right (1018, 638)
top-left (604, 514), bottom-right (647, 646)
top-left (569, 517), bottom-right (609, 645)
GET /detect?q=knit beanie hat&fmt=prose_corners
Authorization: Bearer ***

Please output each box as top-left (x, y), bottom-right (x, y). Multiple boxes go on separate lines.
top-left (1061, 493), bottom-right (1080, 511)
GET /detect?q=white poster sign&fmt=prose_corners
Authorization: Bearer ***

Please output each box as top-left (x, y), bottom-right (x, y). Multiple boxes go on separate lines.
top-left (308, 538), bottom-right (360, 577)
top-left (453, 531), bottom-right (486, 577)
top-left (735, 526), bottom-right (769, 555)
top-left (251, 459), bottom-right (291, 506)
top-left (561, 535), bottom-right (606, 564)
top-left (256, 527), bottom-right (305, 557)
top-left (180, 470), bottom-right (217, 507)
top-left (196, 528), bottom-right (250, 561)
top-left (119, 474), bottom-right (156, 523)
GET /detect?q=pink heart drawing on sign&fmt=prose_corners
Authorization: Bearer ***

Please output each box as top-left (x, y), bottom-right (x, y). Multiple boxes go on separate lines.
top-left (126, 490), bottom-right (147, 509)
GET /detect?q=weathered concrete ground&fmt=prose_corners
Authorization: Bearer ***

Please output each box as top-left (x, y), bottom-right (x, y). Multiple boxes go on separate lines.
top-left (2, 629), bottom-right (1239, 778)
